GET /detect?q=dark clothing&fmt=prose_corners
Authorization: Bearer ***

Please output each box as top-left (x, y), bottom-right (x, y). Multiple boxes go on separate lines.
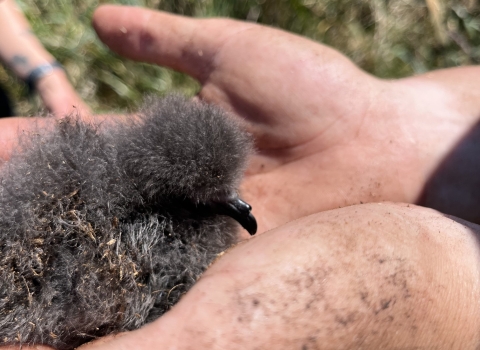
top-left (0, 85), bottom-right (13, 117)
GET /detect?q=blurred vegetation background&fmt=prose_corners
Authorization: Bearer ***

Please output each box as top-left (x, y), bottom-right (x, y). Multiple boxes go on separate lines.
top-left (1, 0), bottom-right (479, 116)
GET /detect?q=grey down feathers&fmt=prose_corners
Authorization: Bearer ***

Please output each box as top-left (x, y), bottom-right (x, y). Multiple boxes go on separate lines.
top-left (0, 95), bottom-right (252, 349)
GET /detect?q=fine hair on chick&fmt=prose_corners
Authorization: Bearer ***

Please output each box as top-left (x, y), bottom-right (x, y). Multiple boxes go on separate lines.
top-left (0, 95), bottom-right (252, 349)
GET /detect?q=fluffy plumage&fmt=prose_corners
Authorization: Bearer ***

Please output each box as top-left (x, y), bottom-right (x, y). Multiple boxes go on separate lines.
top-left (0, 95), bottom-right (252, 349)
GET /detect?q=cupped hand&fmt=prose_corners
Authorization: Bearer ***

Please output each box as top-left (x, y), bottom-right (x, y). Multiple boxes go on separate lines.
top-left (78, 203), bottom-right (480, 350)
top-left (5, 203), bottom-right (480, 349)
top-left (3, 5), bottom-right (480, 350)
top-left (92, 5), bottom-right (480, 232)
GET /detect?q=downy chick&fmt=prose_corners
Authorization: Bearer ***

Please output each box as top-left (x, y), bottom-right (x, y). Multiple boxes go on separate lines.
top-left (0, 95), bottom-right (255, 349)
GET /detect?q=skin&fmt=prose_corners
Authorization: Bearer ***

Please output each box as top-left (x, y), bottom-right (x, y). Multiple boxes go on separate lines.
top-left (78, 202), bottom-right (480, 350)
top-left (89, 6), bottom-right (480, 232)
top-left (3, 5), bottom-right (480, 229)
top-left (2, 5), bottom-right (480, 349)
top-left (4, 203), bottom-right (480, 349)
top-left (0, 0), bottom-right (89, 116)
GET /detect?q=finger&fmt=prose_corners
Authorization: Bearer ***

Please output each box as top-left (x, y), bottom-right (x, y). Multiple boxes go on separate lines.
top-left (92, 5), bottom-right (252, 83)
top-left (0, 117), bottom-right (52, 162)
top-left (0, 114), bottom-right (119, 163)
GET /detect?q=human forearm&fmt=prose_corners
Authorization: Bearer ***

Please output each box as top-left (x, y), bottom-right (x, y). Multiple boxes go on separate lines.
top-left (0, 0), bottom-right (89, 116)
top-left (0, 0), bottom-right (56, 78)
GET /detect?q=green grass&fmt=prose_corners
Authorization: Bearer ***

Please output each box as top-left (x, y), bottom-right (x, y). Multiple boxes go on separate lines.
top-left (1, 0), bottom-right (479, 116)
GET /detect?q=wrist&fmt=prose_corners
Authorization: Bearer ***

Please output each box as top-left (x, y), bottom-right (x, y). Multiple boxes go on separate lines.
top-left (24, 61), bottom-right (64, 95)
top-left (35, 69), bottom-right (90, 117)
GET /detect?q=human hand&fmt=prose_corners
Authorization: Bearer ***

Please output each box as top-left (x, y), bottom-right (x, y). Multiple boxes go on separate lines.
top-left (0, 111), bottom-right (113, 163)
top-left (0, 0), bottom-right (90, 117)
top-left (0, 117), bottom-right (49, 162)
top-left (73, 202), bottom-right (480, 350)
top-left (2, 6), bottom-right (480, 349)
top-left (35, 68), bottom-right (91, 117)
top-left (3, 203), bottom-right (480, 349)
top-left (92, 5), bottom-right (480, 232)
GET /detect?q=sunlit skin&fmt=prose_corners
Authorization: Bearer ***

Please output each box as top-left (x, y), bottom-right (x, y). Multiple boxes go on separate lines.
top-left (2, 4), bottom-right (480, 349)
top-left (0, 0), bottom-right (89, 116)
top-left (5, 203), bottom-right (480, 350)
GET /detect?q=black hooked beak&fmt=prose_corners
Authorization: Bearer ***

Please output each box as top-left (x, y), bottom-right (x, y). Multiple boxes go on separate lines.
top-left (212, 196), bottom-right (257, 235)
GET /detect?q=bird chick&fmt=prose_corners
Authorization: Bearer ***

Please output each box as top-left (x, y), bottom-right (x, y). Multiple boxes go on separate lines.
top-left (0, 95), bottom-right (255, 349)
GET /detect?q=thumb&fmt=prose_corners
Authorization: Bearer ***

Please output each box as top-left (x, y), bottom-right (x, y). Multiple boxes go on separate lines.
top-left (92, 5), bottom-right (251, 84)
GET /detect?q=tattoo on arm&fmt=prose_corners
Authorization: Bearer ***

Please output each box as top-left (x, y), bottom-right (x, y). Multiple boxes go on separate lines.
top-left (10, 54), bottom-right (30, 69)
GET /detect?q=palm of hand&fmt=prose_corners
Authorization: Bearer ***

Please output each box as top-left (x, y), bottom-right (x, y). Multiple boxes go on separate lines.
top-left (2, 7), bottom-right (480, 233)
top-left (124, 15), bottom-right (480, 232)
